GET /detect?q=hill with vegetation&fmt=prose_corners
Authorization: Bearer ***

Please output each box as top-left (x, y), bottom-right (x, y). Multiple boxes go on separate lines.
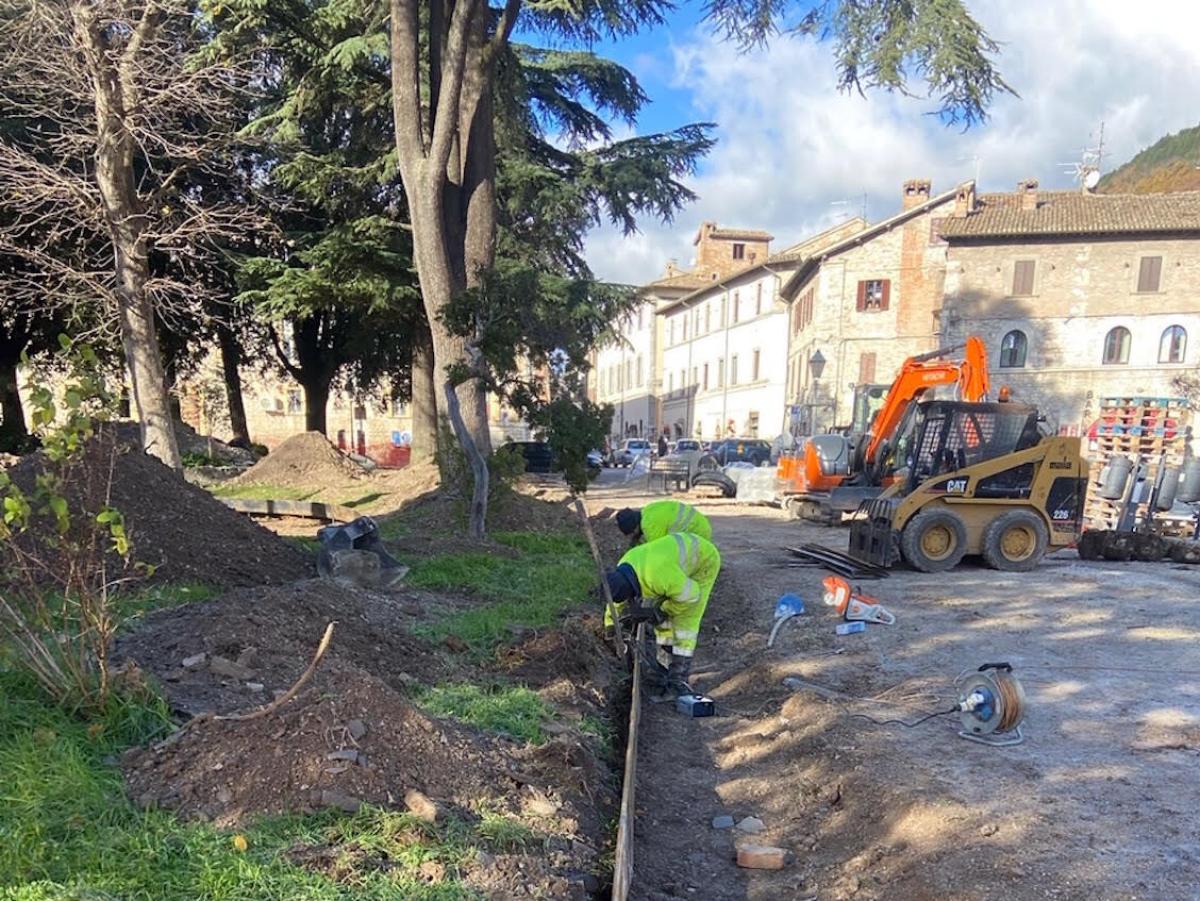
top-left (1098, 124), bottom-right (1200, 194)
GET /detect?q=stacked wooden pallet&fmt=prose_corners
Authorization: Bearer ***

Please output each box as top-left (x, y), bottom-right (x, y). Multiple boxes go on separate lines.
top-left (1083, 396), bottom-right (1191, 531)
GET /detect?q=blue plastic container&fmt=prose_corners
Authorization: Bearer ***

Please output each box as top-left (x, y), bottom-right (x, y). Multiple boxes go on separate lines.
top-left (775, 593), bottom-right (805, 619)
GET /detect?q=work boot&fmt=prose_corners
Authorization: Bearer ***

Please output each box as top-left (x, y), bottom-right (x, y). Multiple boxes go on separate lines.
top-left (640, 640), bottom-right (669, 692)
top-left (649, 654), bottom-right (692, 704)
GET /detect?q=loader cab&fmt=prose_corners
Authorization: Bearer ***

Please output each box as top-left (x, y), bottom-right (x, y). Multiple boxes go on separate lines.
top-left (893, 401), bottom-right (1041, 492)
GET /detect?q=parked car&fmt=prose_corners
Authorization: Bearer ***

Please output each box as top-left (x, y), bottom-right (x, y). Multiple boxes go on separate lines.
top-left (586, 449), bottom-right (605, 470)
top-left (661, 439), bottom-right (709, 478)
top-left (704, 437), bottom-right (773, 467)
top-left (506, 440), bottom-right (559, 474)
top-left (611, 438), bottom-right (652, 467)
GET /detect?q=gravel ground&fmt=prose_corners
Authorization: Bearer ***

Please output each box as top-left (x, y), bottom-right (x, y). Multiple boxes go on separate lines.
top-left (589, 471), bottom-right (1200, 900)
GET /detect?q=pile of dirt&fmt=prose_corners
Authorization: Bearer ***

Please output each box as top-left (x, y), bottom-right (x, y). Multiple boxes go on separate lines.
top-left (116, 579), bottom-right (452, 716)
top-left (6, 428), bottom-right (310, 588)
top-left (234, 431), bottom-right (365, 489)
top-left (118, 578), bottom-right (619, 897)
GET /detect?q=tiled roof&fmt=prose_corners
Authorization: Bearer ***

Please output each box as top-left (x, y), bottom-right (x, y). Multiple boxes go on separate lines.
top-left (706, 228), bottom-right (774, 242)
top-left (939, 190), bottom-right (1200, 238)
top-left (642, 272), bottom-right (714, 292)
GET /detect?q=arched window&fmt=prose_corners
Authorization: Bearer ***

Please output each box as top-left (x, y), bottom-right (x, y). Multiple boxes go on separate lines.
top-left (1159, 325), bottom-right (1187, 364)
top-left (1103, 326), bottom-right (1131, 365)
top-left (999, 330), bottom-right (1028, 368)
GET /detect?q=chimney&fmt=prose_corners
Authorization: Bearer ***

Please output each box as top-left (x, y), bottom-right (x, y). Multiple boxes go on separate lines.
top-left (1018, 178), bottom-right (1039, 211)
top-left (953, 182), bottom-right (976, 218)
top-left (902, 178), bottom-right (932, 210)
top-left (663, 258), bottom-right (680, 278)
top-left (692, 220), bottom-right (716, 246)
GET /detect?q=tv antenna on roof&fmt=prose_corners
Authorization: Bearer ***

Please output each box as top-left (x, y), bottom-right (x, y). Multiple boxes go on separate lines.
top-left (1058, 121), bottom-right (1106, 191)
top-left (830, 193), bottom-right (867, 222)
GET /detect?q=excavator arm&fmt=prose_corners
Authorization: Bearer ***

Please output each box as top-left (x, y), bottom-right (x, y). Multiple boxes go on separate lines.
top-left (860, 336), bottom-right (990, 467)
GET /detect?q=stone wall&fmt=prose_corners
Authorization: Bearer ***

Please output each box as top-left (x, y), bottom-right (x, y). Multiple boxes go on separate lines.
top-left (942, 234), bottom-right (1200, 432)
top-left (786, 196), bottom-right (954, 432)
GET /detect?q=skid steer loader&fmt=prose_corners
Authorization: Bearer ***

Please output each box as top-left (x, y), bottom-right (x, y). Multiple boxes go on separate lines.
top-left (848, 401), bottom-right (1088, 572)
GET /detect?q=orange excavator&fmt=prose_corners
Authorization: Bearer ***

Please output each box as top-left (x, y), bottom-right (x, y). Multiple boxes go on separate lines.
top-left (778, 337), bottom-right (991, 522)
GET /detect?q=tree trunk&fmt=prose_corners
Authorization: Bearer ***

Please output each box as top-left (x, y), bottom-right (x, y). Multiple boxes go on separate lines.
top-left (217, 324), bottom-right (251, 445)
top-left (443, 378), bottom-right (487, 539)
top-left (84, 8), bottom-right (181, 473)
top-left (299, 373), bottom-right (331, 435)
top-left (0, 354), bottom-right (29, 453)
top-left (411, 317), bottom-right (438, 462)
top-left (115, 283), bottom-right (182, 471)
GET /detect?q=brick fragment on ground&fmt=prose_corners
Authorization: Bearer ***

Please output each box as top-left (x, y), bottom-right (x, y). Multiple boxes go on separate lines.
top-left (736, 844), bottom-right (788, 870)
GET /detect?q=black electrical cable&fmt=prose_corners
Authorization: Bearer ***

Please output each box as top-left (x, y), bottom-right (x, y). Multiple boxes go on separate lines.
top-left (847, 705), bottom-right (959, 728)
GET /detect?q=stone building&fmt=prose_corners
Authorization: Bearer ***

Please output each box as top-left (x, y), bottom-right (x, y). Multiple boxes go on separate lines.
top-left (590, 222), bottom-right (775, 441)
top-left (939, 183), bottom-right (1200, 433)
top-left (779, 179), bottom-right (962, 434)
top-left (657, 218), bottom-right (866, 440)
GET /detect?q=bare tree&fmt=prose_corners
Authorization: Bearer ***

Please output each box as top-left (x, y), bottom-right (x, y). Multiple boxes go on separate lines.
top-left (0, 0), bottom-right (262, 471)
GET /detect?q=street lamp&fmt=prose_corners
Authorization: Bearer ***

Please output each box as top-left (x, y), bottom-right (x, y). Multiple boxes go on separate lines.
top-left (808, 350), bottom-right (826, 434)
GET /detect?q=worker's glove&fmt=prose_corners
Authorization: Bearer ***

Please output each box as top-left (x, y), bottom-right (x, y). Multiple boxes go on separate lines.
top-left (620, 598), bottom-right (664, 626)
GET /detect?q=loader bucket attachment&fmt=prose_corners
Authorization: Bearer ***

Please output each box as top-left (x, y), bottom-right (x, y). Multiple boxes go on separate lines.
top-left (848, 498), bottom-right (901, 567)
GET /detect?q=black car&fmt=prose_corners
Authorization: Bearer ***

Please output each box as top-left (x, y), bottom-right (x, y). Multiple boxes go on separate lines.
top-left (506, 440), bottom-right (559, 473)
top-left (706, 438), bottom-right (772, 467)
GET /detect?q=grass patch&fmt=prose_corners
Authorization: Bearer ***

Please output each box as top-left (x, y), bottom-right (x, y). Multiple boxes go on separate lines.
top-left (405, 530), bottom-right (593, 649)
top-left (474, 812), bottom-right (535, 851)
top-left (0, 671), bottom-right (481, 899)
top-left (113, 582), bottom-right (219, 626)
top-left (209, 483), bottom-right (316, 502)
top-left (579, 715), bottom-right (615, 756)
top-left (418, 683), bottom-right (550, 744)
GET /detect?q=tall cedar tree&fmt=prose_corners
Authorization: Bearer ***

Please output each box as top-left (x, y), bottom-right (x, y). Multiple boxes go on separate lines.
top-left (209, 0), bottom-right (421, 438)
top-left (390, 0), bottom-right (1011, 536)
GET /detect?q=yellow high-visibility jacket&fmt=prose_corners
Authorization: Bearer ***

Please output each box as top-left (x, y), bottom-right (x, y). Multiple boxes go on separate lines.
top-left (618, 533), bottom-right (721, 656)
top-left (638, 499), bottom-right (712, 543)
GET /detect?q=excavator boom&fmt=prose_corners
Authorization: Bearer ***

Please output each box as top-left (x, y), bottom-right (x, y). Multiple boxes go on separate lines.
top-left (860, 336), bottom-right (990, 466)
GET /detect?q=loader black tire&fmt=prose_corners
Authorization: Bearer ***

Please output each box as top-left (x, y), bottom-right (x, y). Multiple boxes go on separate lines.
top-left (982, 509), bottom-right (1049, 572)
top-left (901, 509), bottom-right (968, 572)
top-left (1077, 529), bottom-right (1107, 561)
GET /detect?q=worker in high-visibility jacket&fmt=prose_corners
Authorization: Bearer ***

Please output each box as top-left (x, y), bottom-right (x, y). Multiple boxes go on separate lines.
top-left (603, 532), bottom-right (721, 701)
top-left (616, 500), bottom-right (711, 546)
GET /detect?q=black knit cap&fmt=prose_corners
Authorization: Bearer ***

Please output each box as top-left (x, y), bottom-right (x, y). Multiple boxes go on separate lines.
top-left (615, 508), bottom-right (641, 536)
top-left (605, 563), bottom-right (640, 602)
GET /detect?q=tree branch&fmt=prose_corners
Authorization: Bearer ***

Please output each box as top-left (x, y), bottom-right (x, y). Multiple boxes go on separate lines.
top-left (427, 0), bottom-right (481, 179)
top-left (389, 0), bottom-right (427, 162)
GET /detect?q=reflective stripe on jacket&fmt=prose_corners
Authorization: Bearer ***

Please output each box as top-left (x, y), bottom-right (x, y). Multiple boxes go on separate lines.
top-left (618, 532), bottom-right (721, 608)
top-left (638, 500), bottom-right (712, 543)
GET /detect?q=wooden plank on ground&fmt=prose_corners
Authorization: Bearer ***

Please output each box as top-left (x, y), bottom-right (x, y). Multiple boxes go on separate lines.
top-left (218, 497), bottom-right (359, 523)
top-left (613, 622), bottom-right (643, 901)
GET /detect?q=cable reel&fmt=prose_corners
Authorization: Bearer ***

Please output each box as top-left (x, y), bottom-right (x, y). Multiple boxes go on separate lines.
top-left (955, 663), bottom-right (1026, 747)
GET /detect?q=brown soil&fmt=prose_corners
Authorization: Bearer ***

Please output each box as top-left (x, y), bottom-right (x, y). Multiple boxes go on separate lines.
top-left (234, 431), bottom-right (366, 489)
top-left (6, 428), bottom-right (310, 588)
top-left (117, 576), bottom-right (624, 897)
top-left (115, 579), bottom-right (453, 716)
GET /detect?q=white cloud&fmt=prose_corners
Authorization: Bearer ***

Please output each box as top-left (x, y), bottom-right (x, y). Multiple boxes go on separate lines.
top-left (584, 0), bottom-right (1200, 284)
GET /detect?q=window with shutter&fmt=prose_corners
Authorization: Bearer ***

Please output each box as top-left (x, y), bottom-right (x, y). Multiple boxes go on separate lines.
top-left (1012, 260), bottom-right (1035, 296)
top-left (756, 283), bottom-right (763, 315)
top-left (732, 243), bottom-right (745, 260)
top-left (1138, 256), bottom-right (1163, 293)
top-left (858, 280), bottom-right (886, 311)
top-left (732, 292), bottom-right (740, 323)
top-left (752, 349), bottom-right (761, 381)
top-left (730, 354), bottom-right (738, 385)
top-left (858, 352), bottom-right (876, 384)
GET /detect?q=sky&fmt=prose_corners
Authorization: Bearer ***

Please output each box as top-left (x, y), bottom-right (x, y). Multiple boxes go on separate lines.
top-left (578, 0), bottom-right (1200, 285)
